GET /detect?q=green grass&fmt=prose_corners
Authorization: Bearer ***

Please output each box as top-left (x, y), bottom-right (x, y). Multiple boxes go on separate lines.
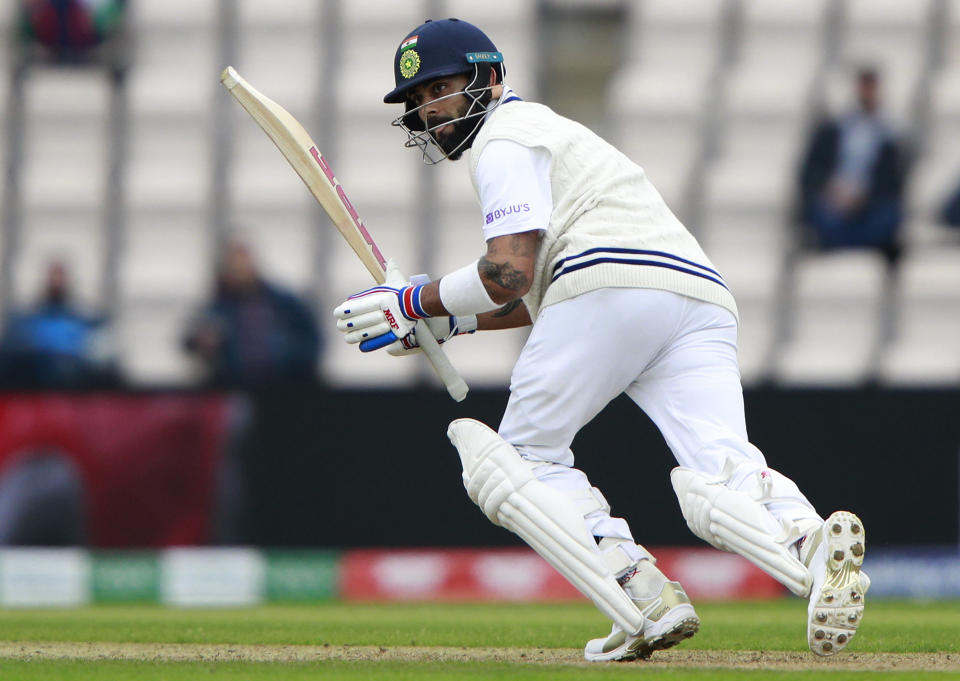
top-left (0, 599), bottom-right (958, 680)
top-left (0, 660), bottom-right (957, 681)
top-left (0, 600), bottom-right (957, 651)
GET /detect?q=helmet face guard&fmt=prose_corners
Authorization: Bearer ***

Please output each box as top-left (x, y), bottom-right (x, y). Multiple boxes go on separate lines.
top-left (391, 61), bottom-right (501, 164)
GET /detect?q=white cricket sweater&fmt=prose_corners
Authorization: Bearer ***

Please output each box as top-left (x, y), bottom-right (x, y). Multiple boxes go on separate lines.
top-left (468, 100), bottom-right (738, 322)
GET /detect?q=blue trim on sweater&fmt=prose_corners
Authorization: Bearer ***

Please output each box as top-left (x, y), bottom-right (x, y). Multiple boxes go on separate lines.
top-left (552, 247), bottom-right (722, 278)
top-left (551, 255), bottom-right (728, 290)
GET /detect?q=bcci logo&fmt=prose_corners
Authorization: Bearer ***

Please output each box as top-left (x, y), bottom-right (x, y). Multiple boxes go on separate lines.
top-left (400, 49), bottom-right (420, 79)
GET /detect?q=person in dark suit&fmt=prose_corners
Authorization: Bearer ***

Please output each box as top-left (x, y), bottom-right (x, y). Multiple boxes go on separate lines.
top-left (798, 67), bottom-right (907, 265)
top-left (183, 238), bottom-right (321, 387)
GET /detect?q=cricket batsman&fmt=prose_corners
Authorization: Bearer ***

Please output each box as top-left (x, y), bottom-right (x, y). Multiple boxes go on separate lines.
top-left (334, 18), bottom-right (869, 661)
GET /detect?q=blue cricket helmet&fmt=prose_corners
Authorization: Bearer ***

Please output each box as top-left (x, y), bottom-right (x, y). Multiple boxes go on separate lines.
top-left (383, 18), bottom-right (503, 104)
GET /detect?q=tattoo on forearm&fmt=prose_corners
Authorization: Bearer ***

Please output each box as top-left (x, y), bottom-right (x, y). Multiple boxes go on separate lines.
top-left (479, 256), bottom-right (529, 292)
top-left (492, 300), bottom-right (523, 318)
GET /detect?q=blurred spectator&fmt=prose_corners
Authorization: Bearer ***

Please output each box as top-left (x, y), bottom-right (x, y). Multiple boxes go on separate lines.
top-left (17, 0), bottom-right (127, 63)
top-left (940, 174), bottom-right (960, 229)
top-left (0, 259), bottom-right (117, 388)
top-left (798, 67), bottom-right (907, 265)
top-left (183, 238), bottom-right (321, 387)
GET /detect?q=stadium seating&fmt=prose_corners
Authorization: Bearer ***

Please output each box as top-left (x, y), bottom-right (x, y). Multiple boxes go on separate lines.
top-left (607, 0), bottom-right (727, 216)
top-left (2, 0), bottom-right (958, 388)
top-left (16, 70), bottom-right (112, 309)
top-left (878, 250), bottom-right (960, 385)
top-left (774, 251), bottom-right (888, 385)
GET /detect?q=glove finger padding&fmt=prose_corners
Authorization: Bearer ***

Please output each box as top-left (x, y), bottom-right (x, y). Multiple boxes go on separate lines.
top-left (343, 320), bottom-right (393, 344)
top-left (333, 289), bottom-right (388, 318)
top-left (337, 310), bottom-right (387, 333)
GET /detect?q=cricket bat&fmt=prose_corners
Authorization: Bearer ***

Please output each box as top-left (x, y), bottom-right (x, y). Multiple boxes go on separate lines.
top-left (220, 65), bottom-right (468, 402)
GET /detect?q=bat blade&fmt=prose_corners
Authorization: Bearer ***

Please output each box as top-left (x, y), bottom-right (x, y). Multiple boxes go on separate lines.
top-left (220, 66), bottom-right (468, 402)
top-left (220, 66), bottom-right (386, 283)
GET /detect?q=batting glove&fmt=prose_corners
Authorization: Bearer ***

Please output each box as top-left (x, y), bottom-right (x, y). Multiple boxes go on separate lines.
top-left (387, 314), bottom-right (478, 356)
top-left (333, 260), bottom-right (429, 352)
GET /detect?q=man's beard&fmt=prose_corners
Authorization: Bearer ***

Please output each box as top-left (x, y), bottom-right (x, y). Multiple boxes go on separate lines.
top-left (427, 113), bottom-right (475, 161)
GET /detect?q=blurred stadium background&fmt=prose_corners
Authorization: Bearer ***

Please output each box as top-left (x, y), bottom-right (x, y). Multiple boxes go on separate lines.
top-left (0, 0), bottom-right (957, 609)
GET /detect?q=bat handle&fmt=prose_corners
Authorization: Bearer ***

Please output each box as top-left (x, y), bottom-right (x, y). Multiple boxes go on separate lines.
top-left (415, 320), bottom-right (469, 402)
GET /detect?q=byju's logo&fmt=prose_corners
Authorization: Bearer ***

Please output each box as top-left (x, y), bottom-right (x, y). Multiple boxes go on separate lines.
top-left (485, 203), bottom-right (531, 225)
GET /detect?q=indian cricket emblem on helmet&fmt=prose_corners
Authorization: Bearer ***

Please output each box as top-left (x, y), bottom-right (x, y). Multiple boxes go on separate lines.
top-left (400, 49), bottom-right (421, 79)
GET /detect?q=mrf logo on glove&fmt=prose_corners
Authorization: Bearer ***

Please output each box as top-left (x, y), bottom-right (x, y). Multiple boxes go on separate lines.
top-left (383, 309), bottom-right (400, 330)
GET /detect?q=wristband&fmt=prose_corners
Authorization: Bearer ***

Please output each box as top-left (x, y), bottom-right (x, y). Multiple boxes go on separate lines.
top-left (401, 284), bottom-right (429, 320)
top-left (438, 260), bottom-right (499, 316)
top-left (451, 314), bottom-right (478, 337)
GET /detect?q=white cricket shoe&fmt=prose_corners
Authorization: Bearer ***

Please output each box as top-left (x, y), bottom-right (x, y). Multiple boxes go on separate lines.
top-left (584, 560), bottom-right (699, 662)
top-left (802, 510), bottom-right (869, 656)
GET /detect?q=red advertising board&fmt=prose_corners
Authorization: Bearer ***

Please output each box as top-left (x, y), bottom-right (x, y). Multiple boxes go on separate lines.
top-left (0, 394), bottom-right (233, 547)
top-left (341, 547), bottom-right (783, 602)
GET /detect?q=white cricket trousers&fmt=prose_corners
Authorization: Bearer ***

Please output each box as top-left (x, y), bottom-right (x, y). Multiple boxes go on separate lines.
top-left (498, 287), bottom-right (820, 543)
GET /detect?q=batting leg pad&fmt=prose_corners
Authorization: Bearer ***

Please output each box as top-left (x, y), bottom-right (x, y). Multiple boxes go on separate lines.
top-left (448, 418), bottom-right (646, 636)
top-left (670, 466), bottom-right (812, 596)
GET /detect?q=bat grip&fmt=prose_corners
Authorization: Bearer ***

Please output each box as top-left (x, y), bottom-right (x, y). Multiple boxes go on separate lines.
top-left (415, 320), bottom-right (469, 402)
